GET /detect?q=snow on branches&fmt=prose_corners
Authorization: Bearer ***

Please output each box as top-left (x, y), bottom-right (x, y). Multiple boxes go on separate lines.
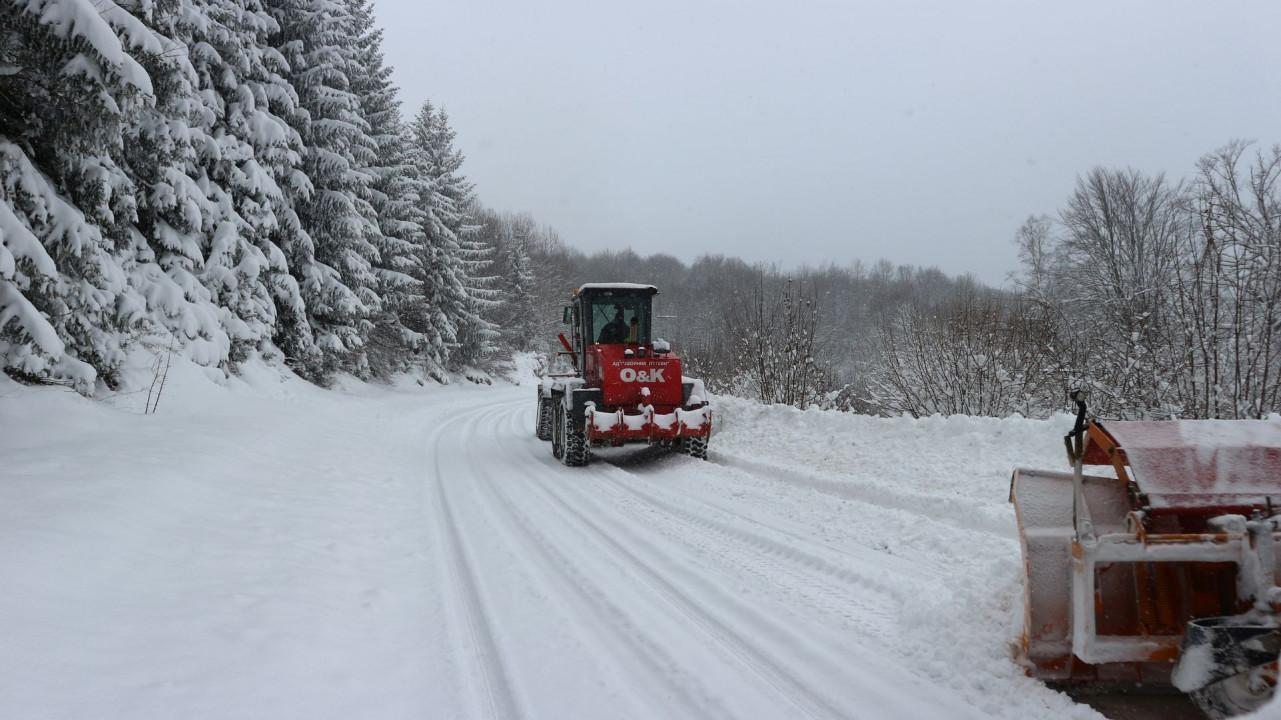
top-left (1, 0), bottom-right (506, 392)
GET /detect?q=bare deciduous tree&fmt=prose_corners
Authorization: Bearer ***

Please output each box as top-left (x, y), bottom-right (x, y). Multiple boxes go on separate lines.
top-left (870, 284), bottom-right (1060, 417)
top-left (722, 275), bottom-right (832, 407)
top-left (1175, 142), bottom-right (1281, 418)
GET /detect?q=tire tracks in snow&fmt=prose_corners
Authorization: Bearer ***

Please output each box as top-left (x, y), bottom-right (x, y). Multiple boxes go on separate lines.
top-left (519, 452), bottom-right (960, 720)
top-left (581, 462), bottom-right (1043, 720)
top-left (463, 424), bottom-right (739, 720)
top-left (490, 396), bottom-right (1097, 720)
top-left (656, 450), bottom-right (1019, 581)
top-left (587, 471), bottom-right (923, 649)
top-left (431, 400), bottom-right (525, 720)
top-left (718, 455), bottom-right (1013, 538)
top-left (512, 403), bottom-right (920, 669)
top-left (519, 404), bottom-right (926, 605)
top-left (598, 468), bottom-right (935, 604)
top-left (487, 404), bottom-right (853, 719)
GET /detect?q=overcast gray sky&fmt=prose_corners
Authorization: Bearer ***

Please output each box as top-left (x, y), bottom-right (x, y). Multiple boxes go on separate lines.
top-left (375, 0), bottom-right (1281, 284)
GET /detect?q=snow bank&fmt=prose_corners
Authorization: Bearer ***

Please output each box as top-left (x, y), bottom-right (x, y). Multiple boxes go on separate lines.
top-left (713, 394), bottom-right (1069, 534)
top-left (704, 395), bottom-right (1097, 718)
top-left (506, 351), bottom-right (545, 386)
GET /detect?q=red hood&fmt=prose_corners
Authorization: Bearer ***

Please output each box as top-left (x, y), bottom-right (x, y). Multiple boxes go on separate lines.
top-left (585, 344), bottom-right (684, 409)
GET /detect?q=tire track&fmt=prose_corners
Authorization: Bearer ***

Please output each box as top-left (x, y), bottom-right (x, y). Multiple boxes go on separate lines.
top-left (599, 469), bottom-right (933, 603)
top-left (595, 475), bottom-right (906, 652)
top-left (431, 402), bottom-right (524, 720)
top-left (455, 395), bottom-right (1099, 720)
top-left (439, 397), bottom-right (1006, 720)
top-left (636, 450), bottom-right (1019, 580)
top-left (465, 435), bottom-right (738, 719)
top-left (509, 404), bottom-right (924, 608)
top-left (719, 455), bottom-right (1013, 537)
top-left (512, 403), bottom-right (924, 658)
top-left (522, 463), bottom-right (941, 720)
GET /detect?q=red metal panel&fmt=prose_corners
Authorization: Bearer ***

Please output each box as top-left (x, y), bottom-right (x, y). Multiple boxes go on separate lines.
top-left (1105, 420), bottom-right (1281, 511)
top-left (588, 344), bottom-right (684, 409)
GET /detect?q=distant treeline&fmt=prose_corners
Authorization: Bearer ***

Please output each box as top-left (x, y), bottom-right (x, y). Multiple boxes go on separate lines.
top-left (3, 2), bottom-right (1275, 419)
top-left (486, 141), bottom-right (1281, 420)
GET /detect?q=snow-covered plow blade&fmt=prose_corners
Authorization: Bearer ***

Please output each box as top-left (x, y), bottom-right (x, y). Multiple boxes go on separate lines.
top-left (1011, 393), bottom-right (1281, 716)
top-left (585, 403), bottom-right (711, 444)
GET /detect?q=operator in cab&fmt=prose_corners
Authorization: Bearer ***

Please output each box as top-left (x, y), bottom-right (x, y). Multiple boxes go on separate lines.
top-left (598, 305), bottom-right (629, 343)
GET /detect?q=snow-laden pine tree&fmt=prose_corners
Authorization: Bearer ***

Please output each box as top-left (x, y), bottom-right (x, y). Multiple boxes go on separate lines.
top-left (478, 210), bottom-right (538, 351)
top-left (407, 102), bottom-right (498, 374)
top-left (453, 217), bottom-right (502, 368)
top-left (265, 0), bottom-right (382, 381)
top-left (346, 0), bottom-right (425, 378)
top-left (0, 0), bottom-right (167, 390)
top-left (166, 0), bottom-right (313, 368)
top-left (3, 0), bottom-right (531, 392)
top-left (502, 222), bottom-right (539, 350)
top-left (114, 0), bottom-right (239, 369)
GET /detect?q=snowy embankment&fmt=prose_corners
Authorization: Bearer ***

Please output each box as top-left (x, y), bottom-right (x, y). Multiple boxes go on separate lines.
top-left (708, 397), bottom-right (1083, 711)
top-left (3, 361), bottom-right (1123, 719)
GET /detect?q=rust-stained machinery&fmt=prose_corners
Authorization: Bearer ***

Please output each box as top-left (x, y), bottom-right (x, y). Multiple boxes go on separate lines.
top-left (1011, 392), bottom-right (1281, 717)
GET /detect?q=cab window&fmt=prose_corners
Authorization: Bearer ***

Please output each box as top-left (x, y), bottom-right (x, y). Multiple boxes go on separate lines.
top-left (589, 296), bottom-right (648, 345)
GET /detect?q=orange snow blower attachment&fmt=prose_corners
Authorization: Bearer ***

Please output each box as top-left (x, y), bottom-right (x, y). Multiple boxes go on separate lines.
top-left (1011, 392), bottom-right (1281, 717)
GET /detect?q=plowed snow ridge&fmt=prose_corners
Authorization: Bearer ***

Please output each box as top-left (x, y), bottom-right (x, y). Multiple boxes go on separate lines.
top-left (0, 365), bottom-right (1111, 719)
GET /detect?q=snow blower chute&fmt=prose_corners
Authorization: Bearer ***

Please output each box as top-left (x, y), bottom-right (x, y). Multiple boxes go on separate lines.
top-left (1010, 392), bottom-right (1281, 717)
top-left (534, 283), bottom-right (711, 466)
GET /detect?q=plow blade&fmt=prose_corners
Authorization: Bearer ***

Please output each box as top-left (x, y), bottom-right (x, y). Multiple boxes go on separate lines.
top-left (1011, 412), bottom-right (1281, 716)
top-left (1011, 467), bottom-right (1261, 684)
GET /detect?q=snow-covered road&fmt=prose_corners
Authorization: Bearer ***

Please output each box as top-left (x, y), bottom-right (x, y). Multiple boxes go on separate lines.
top-left (2, 370), bottom-right (1113, 719)
top-left (424, 393), bottom-right (986, 719)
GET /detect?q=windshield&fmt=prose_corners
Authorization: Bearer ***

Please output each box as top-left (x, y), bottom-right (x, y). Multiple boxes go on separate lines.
top-left (588, 295), bottom-right (649, 345)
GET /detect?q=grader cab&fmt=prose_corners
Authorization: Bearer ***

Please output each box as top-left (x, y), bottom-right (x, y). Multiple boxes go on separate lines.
top-left (535, 283), bottom-right (711, 466)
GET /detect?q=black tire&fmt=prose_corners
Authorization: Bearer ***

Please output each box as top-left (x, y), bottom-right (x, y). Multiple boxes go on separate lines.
top-left (551, 401), bottom-right (565, 460)
top-left (536, 395), bottom-right (553, 441)
top-left (1191, 671), bottom-right (1275, 719)
top-left (680, 435), bottom-right (709, 460)
top-left (561, 403), bottom-right (590, 467)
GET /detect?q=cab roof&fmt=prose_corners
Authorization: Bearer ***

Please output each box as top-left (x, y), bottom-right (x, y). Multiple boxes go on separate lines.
top-left (574, 283), bottom-right (658, 295)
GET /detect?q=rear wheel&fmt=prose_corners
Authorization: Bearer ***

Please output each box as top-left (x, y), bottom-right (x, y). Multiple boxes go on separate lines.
top-left (535, 395), bottom-right (553, 441)
top-left (1191, 667), bottom-right (1277, 719)
top-left (680, 435), bottom-right (709, 460)
top-left (1177, 617), bottom-right (1280, 718)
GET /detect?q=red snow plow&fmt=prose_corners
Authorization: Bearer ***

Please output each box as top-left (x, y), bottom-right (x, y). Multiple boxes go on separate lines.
top-left (1011, 392), bottom-right (1281, 717)
top-left (535, 283), bottom-right (711, 466)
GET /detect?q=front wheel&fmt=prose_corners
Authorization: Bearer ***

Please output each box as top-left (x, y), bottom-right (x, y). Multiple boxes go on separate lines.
top-left (551, 401), bottom-right (565, 459)
top-left (1191, 668), bottom-right (1277, 719)
top-left (679, 435), bottom-right (709, 460)
top-left (560, 403), bottom-right (590, 467)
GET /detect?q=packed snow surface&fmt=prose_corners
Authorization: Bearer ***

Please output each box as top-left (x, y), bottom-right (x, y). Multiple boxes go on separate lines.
top-left (2, 362), bottom-right (1125, 719)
